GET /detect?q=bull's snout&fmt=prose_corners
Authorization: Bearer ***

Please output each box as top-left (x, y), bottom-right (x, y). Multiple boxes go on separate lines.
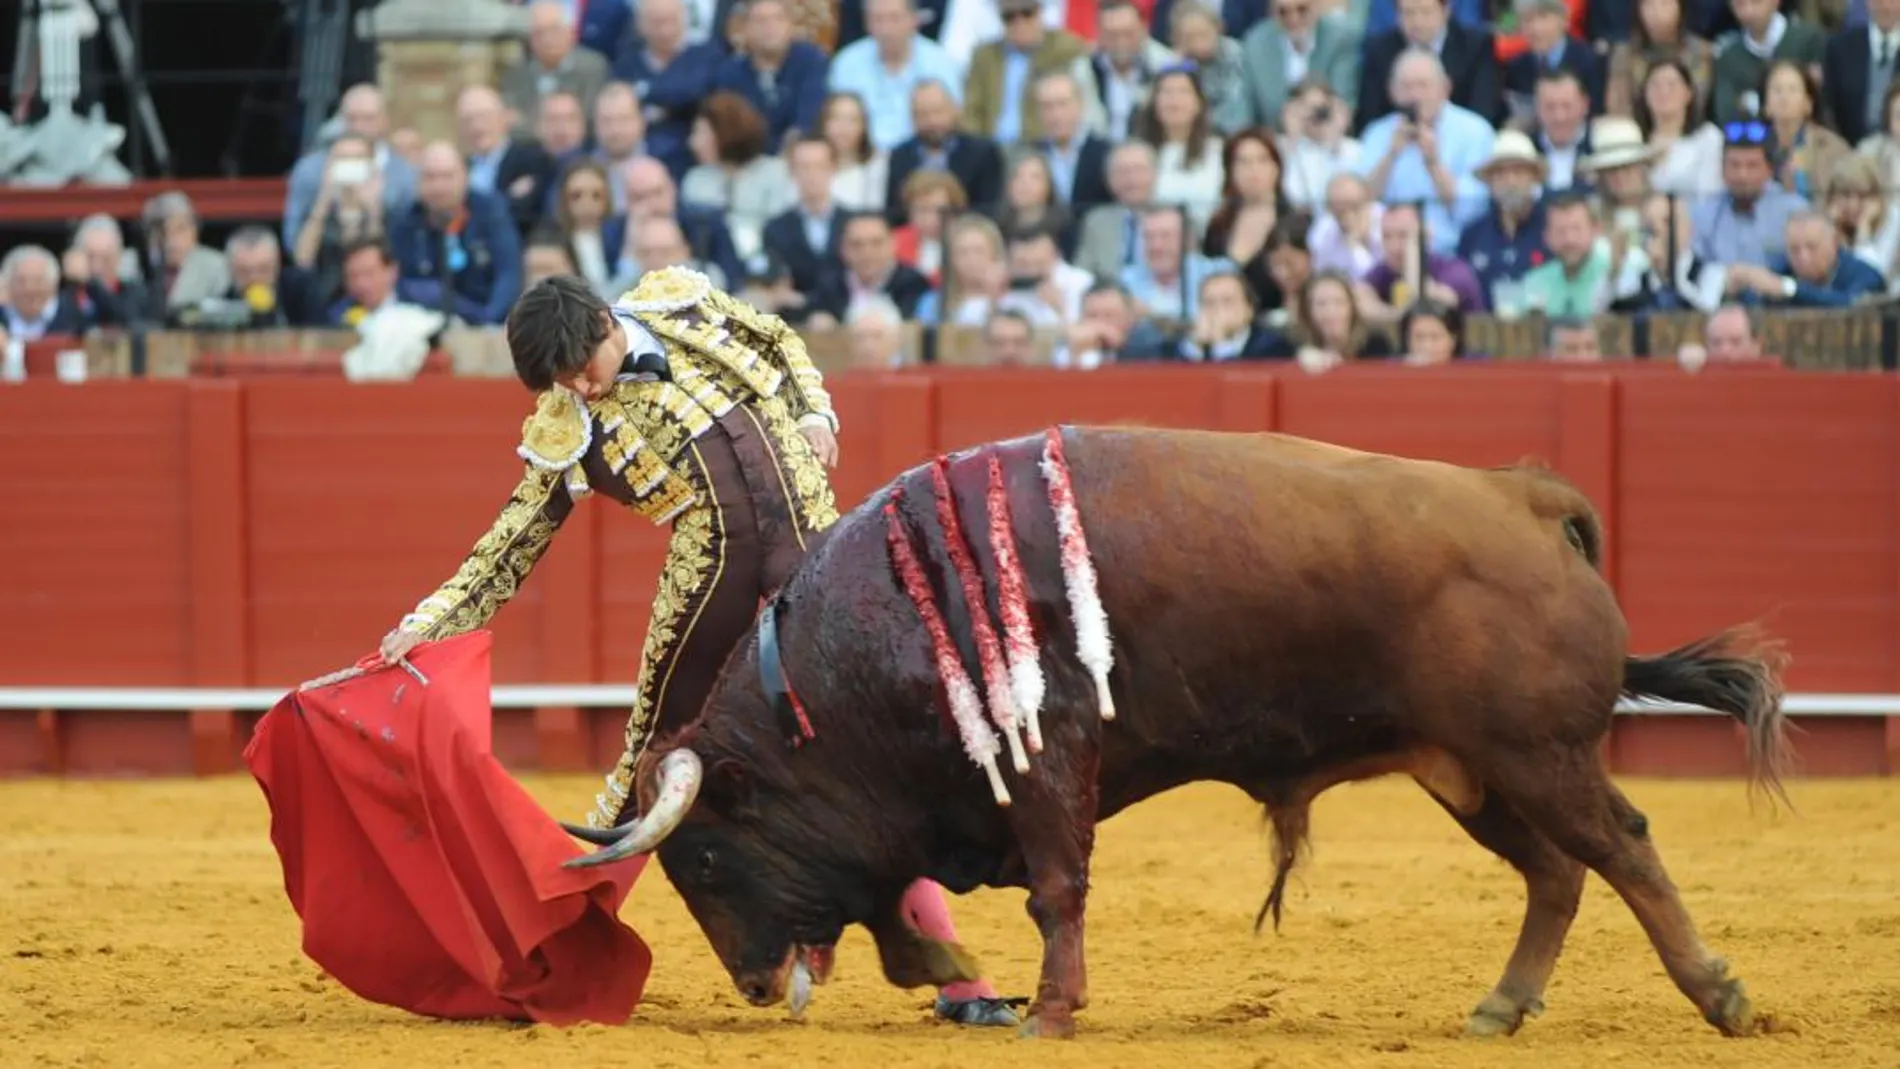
top-left (734, 960), bottom-right (791, 1007)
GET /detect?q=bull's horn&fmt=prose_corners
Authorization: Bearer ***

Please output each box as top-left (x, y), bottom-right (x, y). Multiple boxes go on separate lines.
top-left (562, 748), bottom-right (703, 869)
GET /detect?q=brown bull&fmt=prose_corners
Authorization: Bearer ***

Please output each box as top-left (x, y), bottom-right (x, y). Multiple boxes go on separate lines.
top-left (564, 425), bottom-right (1791, 1040)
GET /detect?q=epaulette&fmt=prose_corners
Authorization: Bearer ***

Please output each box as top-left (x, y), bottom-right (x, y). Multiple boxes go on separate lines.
top-left (619, 265), bottom-right (714, 315)
top-left (701, 284), bottom-right (784, 338)
top-left (518, 387), bottom-right (593, 471)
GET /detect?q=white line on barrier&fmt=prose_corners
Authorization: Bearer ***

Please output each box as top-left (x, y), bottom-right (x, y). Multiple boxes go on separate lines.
top-left (0, 688), bottom-right (1892, 716)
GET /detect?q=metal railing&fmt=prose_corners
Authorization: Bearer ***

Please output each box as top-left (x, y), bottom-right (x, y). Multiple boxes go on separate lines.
top-left (0, 686), bottom-right (1891, 717)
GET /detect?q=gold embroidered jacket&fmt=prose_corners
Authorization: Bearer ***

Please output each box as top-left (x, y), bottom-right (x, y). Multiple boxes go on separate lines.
top-left (396, 267), bottom-right (837, 640)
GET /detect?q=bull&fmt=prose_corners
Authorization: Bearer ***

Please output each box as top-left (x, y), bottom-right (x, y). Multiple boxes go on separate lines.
top-left (562, 425), bottom-right (1791, 1040)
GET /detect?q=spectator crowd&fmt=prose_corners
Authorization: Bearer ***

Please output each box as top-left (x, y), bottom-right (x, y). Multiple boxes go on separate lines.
top-left (15, 0), bottom-right (1900, 369)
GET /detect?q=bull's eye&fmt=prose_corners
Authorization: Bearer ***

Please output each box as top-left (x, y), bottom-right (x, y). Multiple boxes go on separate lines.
top-left (697, 848), bottom-right (717, 879)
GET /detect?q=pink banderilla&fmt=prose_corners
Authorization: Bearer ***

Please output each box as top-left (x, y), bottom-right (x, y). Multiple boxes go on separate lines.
top-left (1039, 427), bottom-right (1116, 721)
top-left (885, 492), bottom-right (1010, 806)
top-left (986, 453), bottom-right (1045, 754)
top-left (930, 458), bottom-right (1029, 774)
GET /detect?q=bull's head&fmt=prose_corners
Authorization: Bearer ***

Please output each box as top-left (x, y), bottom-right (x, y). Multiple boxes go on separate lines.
top-left (562, 741), bottom-right (985, 1010)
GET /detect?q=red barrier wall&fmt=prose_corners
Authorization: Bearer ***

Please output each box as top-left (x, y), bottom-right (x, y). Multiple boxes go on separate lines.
top-left (3, 367), bottom-right (1895, 778)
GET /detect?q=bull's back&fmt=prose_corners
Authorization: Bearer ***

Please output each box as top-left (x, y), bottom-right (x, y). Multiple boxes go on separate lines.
top-left (1054, 426), bottom-right (1621, 787)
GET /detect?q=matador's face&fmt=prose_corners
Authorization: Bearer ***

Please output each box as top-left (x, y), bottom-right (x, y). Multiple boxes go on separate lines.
top-left (555, 313), bottom-right (628, 401)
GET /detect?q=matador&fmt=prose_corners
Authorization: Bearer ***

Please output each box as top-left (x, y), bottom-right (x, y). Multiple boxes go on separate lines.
top-left (377, 269), bottom-right (1021, 1027)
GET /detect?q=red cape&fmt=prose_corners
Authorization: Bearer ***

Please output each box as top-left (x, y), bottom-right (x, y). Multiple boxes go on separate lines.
top-left (243, 631), bottom-right (650, 1025)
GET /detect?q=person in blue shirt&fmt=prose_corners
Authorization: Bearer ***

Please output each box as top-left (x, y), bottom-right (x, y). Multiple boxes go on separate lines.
top-left (1352, 48), bottom-right (1497, 256)
top-left (387, 141), bottom-right (523, 327)
top-left (711, 0), bottom-right (831, 153)
top-left (1726, 209), bottom-right (1888, 308)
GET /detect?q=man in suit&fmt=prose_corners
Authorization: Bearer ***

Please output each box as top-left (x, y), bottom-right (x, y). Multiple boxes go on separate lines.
top-left (1821, 0), bottom-right (1900, 145)
top-left (809, 212), bottom-right (933, 322)
top-left (458, 85), bottom-right (558, 236)
top-left (1223, 0), bottom-right (1363, 133)
top-left (388, 141), bottom-right (524, 327)
top-left (761, 135), bottom-right (848, 320)
top-left (1356, 0), bottom-right (1503, 130)
top-left (0, 245), bottom-right (91, 341)
top-left (1709, 0), bottom-right (1827, 125)
top-left (501, 2), bottom-right (612, 140)
top-left (1728, 208), bottom-right (1888, 305)
top-left (1528, 68), bottom-right (1595, 193)
top-left (219, 227), bottom-right (327, 328)
top-left (886, 79), bottom-right (1007, 222)
top-left (962, 0), bottom-right (1098, 144)
top-left (710, 0), bottom-right (831, 152)
top-left (1012, 71), bottom-right (1113, 216)
top-left (622, 157), bottom-right (749, 288)
top-left (613, 0), bottom-right (726, 180)
top-left (1074, 141), bottom-right (1159, 282)
top-left (1087, 0), bottom-right (1176, 141)
top-left (280, 83), bottom-right (418, 248)
top-left (1503, 0), bottom-right (1608, 121)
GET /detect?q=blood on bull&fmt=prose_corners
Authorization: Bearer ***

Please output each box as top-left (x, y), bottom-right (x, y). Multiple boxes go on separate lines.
top-left (566, 424), bottom-right (1792, 1041)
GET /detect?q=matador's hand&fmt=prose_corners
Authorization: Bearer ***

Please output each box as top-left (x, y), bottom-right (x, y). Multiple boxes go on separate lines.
top-left (801, 424), bottom-right (839, 468)
top-left (380, 628), bottom-right (424, 665)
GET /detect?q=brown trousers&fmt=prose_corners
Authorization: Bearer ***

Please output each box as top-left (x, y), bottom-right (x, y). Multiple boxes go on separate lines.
top-left (586, 405), bottom-right (829, 828)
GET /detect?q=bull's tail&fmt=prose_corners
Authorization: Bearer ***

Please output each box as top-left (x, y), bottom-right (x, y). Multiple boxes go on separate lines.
top-left (1622, 625), bottom-right (1794, 808)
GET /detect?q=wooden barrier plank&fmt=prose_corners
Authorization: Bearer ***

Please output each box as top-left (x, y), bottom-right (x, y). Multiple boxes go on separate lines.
top-left (932, 368), bottom-right (1230, 451)
top-left (1556, 374), bottom-right (1620, 589)
top-left (241, 380), bottom-right (551, 685)
top-left (1277, 367), bottom-right (1564, 467)
top-left (1616, 374), bottom-right (1899, 692)
top-left (0, 382), bottom-right (194, 685)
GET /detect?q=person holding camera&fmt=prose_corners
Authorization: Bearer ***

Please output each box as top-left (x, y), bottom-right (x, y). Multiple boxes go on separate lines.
top-left (1352, 48), bottom-right (1497, 256)
top-left (291, 134), bottom-right (389, 308)
top-left (1281, 79), bottom-right (1364, 212)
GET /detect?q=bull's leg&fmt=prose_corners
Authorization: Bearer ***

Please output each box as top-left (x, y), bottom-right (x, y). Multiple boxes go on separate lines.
top-left (1020, 854), bottom-right (1092, 1038)
top-left (1009, 748), bottom-right (1101, 1039)
top-left (1429, 790), bottom-right (1587, 1037)
top-left (1497, 749), bottom-right (1759, 1036)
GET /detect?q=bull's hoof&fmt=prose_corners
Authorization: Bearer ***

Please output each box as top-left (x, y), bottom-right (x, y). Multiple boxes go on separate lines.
top-left (1464, 992), bottom-right (1543, 1038)
top-left (935, 994), bottom-right (1024, 1028)
top-left (1704, 979), bottom-right (1756, 1037)
top-left (1017, 1011), bottom-right (1076, 1039)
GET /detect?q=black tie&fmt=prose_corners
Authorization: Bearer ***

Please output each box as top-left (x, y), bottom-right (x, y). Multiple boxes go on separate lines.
top-left (1881, 37), bottom-right (1893, 68)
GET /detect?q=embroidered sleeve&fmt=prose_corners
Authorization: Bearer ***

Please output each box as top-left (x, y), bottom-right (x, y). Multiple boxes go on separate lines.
top-left (397, 465), bottom-right (576, 640)
top-left (762, 314), bottom-right (839, 434)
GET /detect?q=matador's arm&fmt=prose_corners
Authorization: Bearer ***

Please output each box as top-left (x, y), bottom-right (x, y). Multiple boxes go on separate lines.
top-left (396, 464), bottom-right (576, 640)
top-left (718, 296), bottom-right (838, 433)
top-left (770, 320), bottom-right (840, 434)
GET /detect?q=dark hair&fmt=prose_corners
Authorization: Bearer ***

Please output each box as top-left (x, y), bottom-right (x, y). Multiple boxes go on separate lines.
top-left (841, 209), bottom-right (891, 236)
top-left (1134, 68), bottom-right (1213, 169)
top-left (818, 92), bottom-right (875, 165)
top-left (1543, 190), bottom-right (1596, 218)
top-left (699, 91), bottom-right (770, 166)
top-left (1204, 127), bottom-right (1289, 254)
top-left (339, 234), bottom-right (394, 267)
top-left (786, 133), bottom-right (836, 164)
top-left (1399, 298), bottom-right (1464, 356)
top-left (1535, 67), bottom-right (1587, 98)
top-left (505, 274), bottom-right (614, 391)
top-left (1632, 57), bottom-right (1701, 137)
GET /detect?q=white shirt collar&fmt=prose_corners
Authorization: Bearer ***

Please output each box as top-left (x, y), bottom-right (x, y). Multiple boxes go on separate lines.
top-left (1743, 14), bottom-right (1787, 58)
top-left (612, 309), bottom-right (669, 378)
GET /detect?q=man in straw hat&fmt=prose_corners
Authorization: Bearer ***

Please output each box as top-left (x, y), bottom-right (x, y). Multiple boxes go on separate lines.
top-left (1577, 115), bottom-right (1661, 256)
top-left (1456, 129), bottom-right (1550, 315)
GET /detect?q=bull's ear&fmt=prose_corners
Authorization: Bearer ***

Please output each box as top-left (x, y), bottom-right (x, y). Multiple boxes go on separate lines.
top-left (706, 758), bottom-right (761, 819)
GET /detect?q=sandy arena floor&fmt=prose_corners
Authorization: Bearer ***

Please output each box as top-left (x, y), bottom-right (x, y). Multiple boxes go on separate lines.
top-left (2, 773), bottom-right (1897, 1069)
